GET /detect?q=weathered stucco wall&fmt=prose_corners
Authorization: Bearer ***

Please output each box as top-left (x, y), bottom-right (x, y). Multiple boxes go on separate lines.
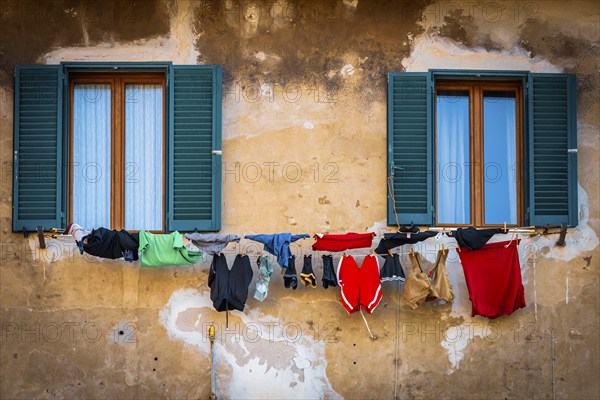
top-left (1, 0), bottom-right (599, 399)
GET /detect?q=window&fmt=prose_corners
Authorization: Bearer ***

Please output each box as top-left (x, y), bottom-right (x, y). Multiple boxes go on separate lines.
top-left (13, 63), bottom-right (222, 233)
top-left (70, 73), bottom-right (165, 231)
top-left (435, 81), bottom-right (522, 227)
top-left (387, 71), bottom-right (578, 228)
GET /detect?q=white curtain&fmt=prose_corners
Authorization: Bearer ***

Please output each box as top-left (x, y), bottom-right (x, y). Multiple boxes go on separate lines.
top-left (437, 94), bottom-right (470, 224)
top-left (124, 84), bottom-right (163, 230)
top-left (72, 84), bottom-right (111, 228)
top-left (483, 94), bottom-right (517, 224)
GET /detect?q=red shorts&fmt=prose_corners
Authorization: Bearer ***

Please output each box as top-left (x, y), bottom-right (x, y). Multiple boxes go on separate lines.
top-left (337, 255), bottom-right (382, 314)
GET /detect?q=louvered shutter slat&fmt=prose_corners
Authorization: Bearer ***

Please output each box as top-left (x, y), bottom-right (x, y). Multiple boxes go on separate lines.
top-left (13, 65), bottom-right (63, 231)
top-left (167, 65), bottom-right (222, 232)
top-left (387, 73), bottom-right (433, 225)
top-left (528, 74), bottom-right (578, 226)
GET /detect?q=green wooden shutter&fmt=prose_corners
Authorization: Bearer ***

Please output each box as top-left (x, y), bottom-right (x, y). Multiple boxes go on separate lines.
top-left (13, 65), bottom-right (64, 232)
top-left (387, 72), bottom-right (433, 225)
top-left (528, 74), bottom-right (578, 227)
top-left (167, 65), bottom-right (222, 232)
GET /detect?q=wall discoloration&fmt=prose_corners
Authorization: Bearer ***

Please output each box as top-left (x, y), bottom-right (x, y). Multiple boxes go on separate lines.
top-left (0, 0), bottom-right (171, 81)
top-left (1, 1), bottom-right (599, 399)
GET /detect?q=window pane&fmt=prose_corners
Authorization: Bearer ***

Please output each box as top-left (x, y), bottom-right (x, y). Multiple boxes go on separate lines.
top-left (483, 91), bottom-right (517, 225)
top-left (72, 84), bottom-right (111, 228)
top-left (124, 84), bottom-right (163, 230)
top-left (436, 90), bottom-right (470, 224)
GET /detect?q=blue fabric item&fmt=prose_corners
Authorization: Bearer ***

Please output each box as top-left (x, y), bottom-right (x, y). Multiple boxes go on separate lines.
top-left (76, 241), bottom-right (84, 255)
top-left (123, 249), bottom-right (135, 262)
top-left (244, 233), bottom-right (309, 268)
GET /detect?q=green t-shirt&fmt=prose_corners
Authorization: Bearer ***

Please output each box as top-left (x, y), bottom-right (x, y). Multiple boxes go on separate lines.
top-left (139, 230), bottom-right (202, 267)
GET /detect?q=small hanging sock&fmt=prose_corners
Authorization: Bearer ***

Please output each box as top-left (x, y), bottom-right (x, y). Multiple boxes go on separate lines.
top-left (283, 255), bottom-right (298, 290)
top-left (299, 255), bottom-right (317, 288)
top-left (254, 254), bottom-right (274, 301)
top-left (321, 255), bottom-right (338, 288)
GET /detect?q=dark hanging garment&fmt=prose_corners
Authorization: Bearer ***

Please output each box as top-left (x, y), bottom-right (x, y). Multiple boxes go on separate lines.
top-left (380, 253), bottom-right (406, 282)
top-left (322, 255), bottom-right (338, 288)
top-left (299, 255), bottom-right (317, 288)
top-left (375, 231), bottom-right (437, 254)
top-left (283, 255), bottom-right (298, 290)
top-left (208, 254), bottom-right (254, 312)
top-left (450, 227), bottom-right (504, 250)
top-left (83, 228), bottom-right (139, 261)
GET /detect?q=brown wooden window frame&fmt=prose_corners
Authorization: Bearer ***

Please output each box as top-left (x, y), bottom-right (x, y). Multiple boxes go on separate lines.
top-left (434, 80), bottom-right (524, 228)
top-left (68, 72), bottom-right (166, 232)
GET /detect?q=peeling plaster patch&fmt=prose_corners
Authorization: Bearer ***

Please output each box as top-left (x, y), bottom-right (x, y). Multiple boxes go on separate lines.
top-left (441, 319), bottom-right (490, 374)
top-left (255, 51), bottom-right (267, 61)
top-left (303, 121), bottom-right (314, 129)
top-left (402, 35), bottom-right (561, 73)
top-left (341, 64), bottom-right (355, 77)
top-left (530, 185), bottom-right (599, 262)
top-left (43, 0), bottom-right (199, 65)
top-left (159, 288), bottom-right (212, 354)
top-left (160, 288), bottom-right (341, 399)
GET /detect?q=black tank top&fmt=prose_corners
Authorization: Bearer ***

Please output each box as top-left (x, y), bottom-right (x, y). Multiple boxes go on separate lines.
top-left (208, 254), bottom-right (253, 312)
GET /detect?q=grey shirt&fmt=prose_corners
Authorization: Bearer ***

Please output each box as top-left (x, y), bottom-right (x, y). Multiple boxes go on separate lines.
top-left (184, 233), bottom-right (241, 255)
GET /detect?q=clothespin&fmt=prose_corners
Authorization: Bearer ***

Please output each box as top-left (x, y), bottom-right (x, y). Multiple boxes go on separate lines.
top-left (456, 243), bottom-right (461, 252)
top-left (371, 249), bottom-right (375, 256)
top-left (387, 249), bottom-right (393, 256)
top-left (441, 243), bottom-right (446, 255)
top-left (410, 247), bottom-right (415, 257)
top-left (503, 221), bottom-right (507, 234)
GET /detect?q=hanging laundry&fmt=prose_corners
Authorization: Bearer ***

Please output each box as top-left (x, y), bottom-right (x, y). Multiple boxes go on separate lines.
top-left (399, 224), bottom-right (419, 233)
top-left (209, 253), bottom-right (254, 312)
top-left (81, 227), bottom-right (139, 262)
top-left (321, 255), bottom-right (338, 288)
top-left (374, 231), bottom-right (437, 254)
top-left (185, 233), bottom-right (241, 255)
top-left (254, 255), bottom-right (274, 301)
top-left (429, 251), bottom-right (455, 304)
top-left (337, 255), bottom-right (382, 314)
top-left (379, 253), bottom-right (406, 283)
top-left (245, 233), bottom-right (310, 268)
top-left (458, 240), bottom-right (526, 319)
top-left (138, 230), bottom-right (201, 267)
top-left (401, 252), bottom-right (438, 309)
top-left (312, 232), bottom-right (376, 252)
top-left (283, 255), bottom-right (299, 290)
top-left (449, 227), bottom-right (504, 250)
top-left (66, 223), bottom-right (91, 254)
top-left (299, 255), bottom-right (317, 288)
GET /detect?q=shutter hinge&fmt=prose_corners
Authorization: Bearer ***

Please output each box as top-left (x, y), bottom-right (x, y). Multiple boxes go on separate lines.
top-left (567, 148), bottom-right (577, 153)
top-left (431, 205), bottom-right (436, 221)
top-left (211, 150), bottom-right (222, 155)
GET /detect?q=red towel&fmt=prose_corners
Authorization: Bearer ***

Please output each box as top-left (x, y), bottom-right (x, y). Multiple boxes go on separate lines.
top-left (311, 232), bottom-right (376, 252)
top-left (458, 240), bottom-right (526, 319)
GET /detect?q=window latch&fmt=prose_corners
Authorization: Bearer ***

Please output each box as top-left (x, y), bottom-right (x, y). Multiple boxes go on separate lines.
top-left (567, 149), bottom-right (577, 153)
